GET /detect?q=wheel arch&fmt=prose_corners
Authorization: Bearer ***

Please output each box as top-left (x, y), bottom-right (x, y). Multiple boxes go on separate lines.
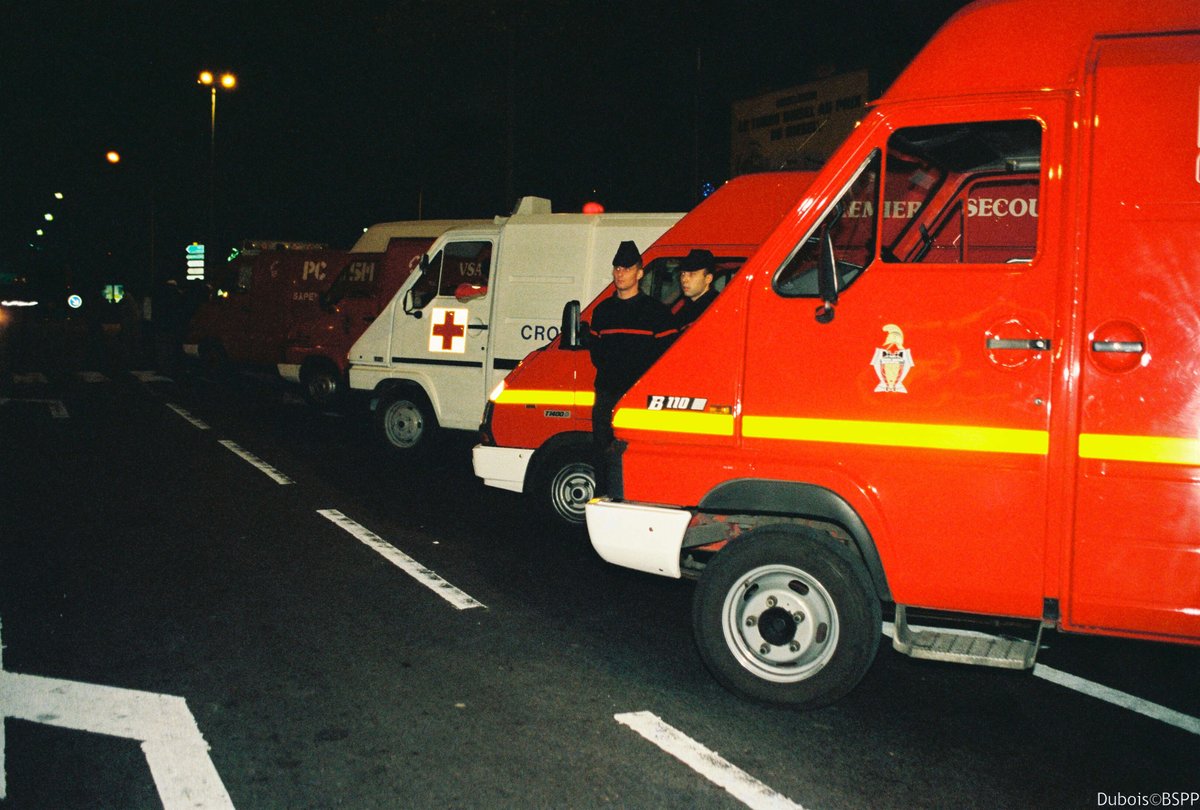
top-left (697, 478), bottom-right (892, 601)
top-left (525, 430), bottom-right (592, 489)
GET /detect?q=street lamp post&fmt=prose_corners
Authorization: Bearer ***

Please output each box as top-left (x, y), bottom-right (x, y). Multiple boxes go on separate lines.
top-left (198, 70), bottom-right (236, 279)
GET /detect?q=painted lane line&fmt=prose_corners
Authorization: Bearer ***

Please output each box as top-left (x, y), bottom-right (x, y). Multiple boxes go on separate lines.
top-left (881, 621), bottom-right (1200, 735)
top-left (77, 371), bottom-right (109, 383)
top-left (0, 618), bottom-right (233, 808)
top-left (0, 398), bottom-right (68, 417)
top-left (1033, 664), bottom-right (1200, 736)
top-left (317, 509), bottom-right (485, 611)
top-left (615, 712), bottom-right (804, 810)
top-left (218, 440), bottom-right (294, 485)
top-left (130, 374), bottom-right (174, 386)
top-left (10, 372), bottom-right (47, 385)
top-left (165, 402), bottom-right (210, 430)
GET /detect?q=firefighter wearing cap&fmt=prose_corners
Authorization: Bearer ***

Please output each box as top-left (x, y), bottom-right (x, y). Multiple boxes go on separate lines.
top-left (673, 248), bottom-right (718, 333)
top-left (589, 240), bottom-right (674, 494)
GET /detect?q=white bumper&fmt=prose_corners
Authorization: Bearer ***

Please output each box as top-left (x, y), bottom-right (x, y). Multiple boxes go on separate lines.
top-left (277, 363), bottom-right (301, 384)
top-left (585, 498), bottom-right (692, 579)
top-left (182, 343), bottom-right (199, 358)
top-left (472, 444), bottom-right (532, 493)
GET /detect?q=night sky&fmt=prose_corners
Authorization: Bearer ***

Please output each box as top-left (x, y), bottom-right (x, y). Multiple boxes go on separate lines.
top-left (2, 1), bottom-right (970, 290)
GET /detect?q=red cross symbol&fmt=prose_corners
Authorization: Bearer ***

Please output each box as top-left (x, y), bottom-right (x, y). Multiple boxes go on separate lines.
top-left (431, 308), bottom-right (466, 351)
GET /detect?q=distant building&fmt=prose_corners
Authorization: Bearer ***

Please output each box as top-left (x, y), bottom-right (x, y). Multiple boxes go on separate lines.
top-left (731, 70), bottom-right (870, 175)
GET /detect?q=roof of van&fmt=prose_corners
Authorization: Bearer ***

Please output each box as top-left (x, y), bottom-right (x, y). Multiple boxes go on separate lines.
top-left (884, 0), bottom-right (1200, 104)
top-left (351, 219), bottom-right (492, 253)
top-left (651, 172), bottom-right (817, 251)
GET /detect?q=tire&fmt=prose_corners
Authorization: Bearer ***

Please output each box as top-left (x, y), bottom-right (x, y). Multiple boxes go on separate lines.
top-left (532, 446), bottom-right (595, 528)
top-left (301, 360), bottom-right (344, 409)
top-left (692, 526), bottom-right (880, 708)
top-left (374, 389), bottom-right (439, 453)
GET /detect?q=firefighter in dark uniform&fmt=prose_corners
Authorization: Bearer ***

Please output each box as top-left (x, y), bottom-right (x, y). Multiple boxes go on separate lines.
top-left (673, 248), bottom-right (718, 333)
top-left (589, 240), bottom-right (673, 495)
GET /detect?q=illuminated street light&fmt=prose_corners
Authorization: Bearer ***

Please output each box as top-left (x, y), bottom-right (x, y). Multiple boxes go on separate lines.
top-left (106, 150), bottom-right (121, 164)
top-left (43, 213), bottom-right (53, 222)
top-left (54, 192), bottom-right (63, 200)
top-left (198, 70), bottom-right (237, 279)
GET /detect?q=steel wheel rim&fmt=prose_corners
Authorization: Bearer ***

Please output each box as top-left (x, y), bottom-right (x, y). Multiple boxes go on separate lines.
top-left (384, 400), bottom-right (423, 448)
top-left (308, 373), bottom-right (338, 403)
top-left (720, 563), bottom-right (839, 683)
top-left (550, 462), bottom-right (593, 524)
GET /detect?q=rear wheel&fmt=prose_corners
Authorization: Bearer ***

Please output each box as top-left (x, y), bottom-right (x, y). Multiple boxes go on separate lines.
top-left (374, 390), bottom-right (439, 453)
top-left (692, 526), bottom-right (880, 708)
top-left (301, 360), bottom-right (344, 409)
top-left (532, 447), bottom-right (595, 527)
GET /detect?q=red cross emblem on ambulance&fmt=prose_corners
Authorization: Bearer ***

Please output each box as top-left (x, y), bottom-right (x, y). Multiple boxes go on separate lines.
top-left (429, 307), bottom-right (468, 353)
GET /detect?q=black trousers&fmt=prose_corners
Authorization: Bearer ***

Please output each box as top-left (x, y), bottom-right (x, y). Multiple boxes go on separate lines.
top-left (591, 387), bottom-right (622, 497)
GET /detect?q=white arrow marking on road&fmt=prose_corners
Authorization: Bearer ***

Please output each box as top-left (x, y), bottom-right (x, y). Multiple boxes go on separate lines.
top-left (0, 617), bottom-right (234, 808)
top-left (317, 509), bottom-right (485, 610)
top-left (218, 440), bottom-right (294, 485)
top-left (615, 711), bottom-right (804, 810)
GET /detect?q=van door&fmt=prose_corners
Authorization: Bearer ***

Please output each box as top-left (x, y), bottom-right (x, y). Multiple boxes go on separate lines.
top-left (741, 104), bottom-right (1064, 619)
top-left (392, 239), bottom-right (494, 428)
top-left (1069, 33), bottom-right (1200, 640)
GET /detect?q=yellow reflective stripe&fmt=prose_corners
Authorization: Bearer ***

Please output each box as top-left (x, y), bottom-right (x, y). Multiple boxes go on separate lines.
top-left (742, 415), bottom-right (1049, 455)
top-left (1079, 433), bottom-right (1200, 465)
top-left (614, 407), bottom-right (735, 436)
top-left (494, 388), bottom-right (595, 407)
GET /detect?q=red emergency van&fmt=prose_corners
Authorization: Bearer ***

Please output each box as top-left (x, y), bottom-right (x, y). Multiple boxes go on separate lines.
top-left (278, 220), bottom-right (485, 407)
top-left (585, 0), bottom-right (1200, 707)
top-left (183, 248), bottom-right (347, 370)
top-left (473, 172), bottom-right (816, 526)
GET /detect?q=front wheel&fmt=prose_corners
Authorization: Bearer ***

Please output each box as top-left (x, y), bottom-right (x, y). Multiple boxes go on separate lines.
top-left (532, 447), bottom-right (595, 527)
top-left (301, 360), bottom-right (344, 409)
top-left (374, 390), bottom-right (439, 453)
top-left (692, 527), bottom-right (880, 708)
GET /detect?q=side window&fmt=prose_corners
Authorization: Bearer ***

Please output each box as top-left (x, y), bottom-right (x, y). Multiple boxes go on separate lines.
top-left (437, 241), bottom-right (492, 297)
top-left (408, 252), bottom-right (441, 310)
top-left (879, 120), bottom-right (1041, 264)
top-left (773, 119), bottom-right (1043, 298)
top-left (642, 256), bottom-right (750, 310)
top-left (775, 151), bottom-right (881, 297)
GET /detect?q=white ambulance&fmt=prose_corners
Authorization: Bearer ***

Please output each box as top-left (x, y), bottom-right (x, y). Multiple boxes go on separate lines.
top-left (347, 197), bottom-right (682, 453)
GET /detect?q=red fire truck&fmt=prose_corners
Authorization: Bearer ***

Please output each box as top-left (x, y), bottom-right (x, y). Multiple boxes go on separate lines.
top-left (584, 0), bottom-right (1200, 707)
top-left (473, 172), bottom-right (816, 526)
top-left (183, 248), bottom-right (347, 370)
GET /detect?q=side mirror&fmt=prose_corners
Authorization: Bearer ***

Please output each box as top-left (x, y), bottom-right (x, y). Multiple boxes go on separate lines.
top-left (402, 288), bottom-right (423, 319)
top-left (454, 282), bottom-right (488, 303)
top-left (560, 300), bottom-right (583, 350)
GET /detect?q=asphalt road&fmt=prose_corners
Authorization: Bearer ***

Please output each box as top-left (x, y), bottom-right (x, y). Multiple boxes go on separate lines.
top-left (1, 350), bottom-right (1197, 809)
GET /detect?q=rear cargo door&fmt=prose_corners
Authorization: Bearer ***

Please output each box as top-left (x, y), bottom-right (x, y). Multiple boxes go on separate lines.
top-left (1070, 33), bottom-right (1200, 641)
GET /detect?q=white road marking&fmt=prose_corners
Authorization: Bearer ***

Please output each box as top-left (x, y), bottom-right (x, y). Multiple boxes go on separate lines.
top-left (614, 711), bottom-right (804, 810)
top-left (10, 372), bottom-right (47, 385)
top-left (1033, 664), bottom-right (1200, 736)
top-left (0, 617), bottom-right (234, 808)
top-left (131, 370), bottom-right (173, 383)
top-left (218, 440), bottom-right (294, 485)
top-left (0, 398), bottom-right (69, 418)
top-left (77, 371), bottom-right (109, 383)
top-left (317, 509), bottom-right (485, 610)
top-left (881, 621), bottom-right (1199, 735)
top-left (165, 403), bottom-right (210, 430)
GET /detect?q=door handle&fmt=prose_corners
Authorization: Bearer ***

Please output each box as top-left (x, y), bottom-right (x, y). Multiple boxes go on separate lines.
top-left (986, 338), bottom-right (1050, 351)
top-left (1091, 340), bottom-right (1144, 353)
